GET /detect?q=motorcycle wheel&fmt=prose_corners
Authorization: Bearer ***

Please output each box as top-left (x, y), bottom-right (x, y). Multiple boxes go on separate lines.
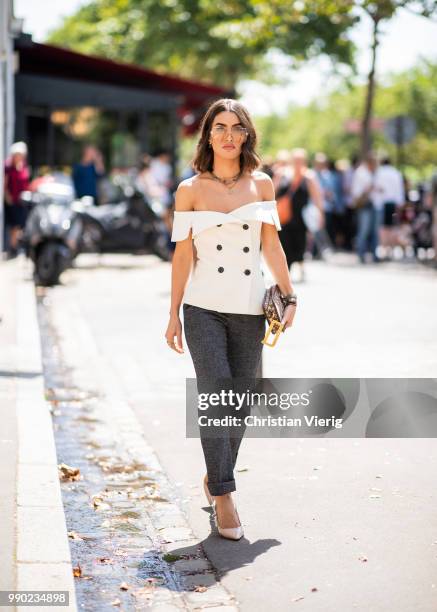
top-left (150, 232), bottom-right (172, 262)
top-left (35, 242), bottom-right (64, 286)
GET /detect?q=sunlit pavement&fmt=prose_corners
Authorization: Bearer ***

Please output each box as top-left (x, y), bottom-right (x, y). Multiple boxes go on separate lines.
top-left (40, 252), bottom-right (437, 612)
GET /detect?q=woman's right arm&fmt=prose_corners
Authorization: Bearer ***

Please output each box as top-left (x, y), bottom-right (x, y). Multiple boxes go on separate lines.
top-left (165, 180), bottom-right (194, 353)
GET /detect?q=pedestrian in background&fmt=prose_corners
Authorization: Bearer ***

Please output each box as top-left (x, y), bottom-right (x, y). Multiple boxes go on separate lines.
top-left (314, 152), bottom-right (336, 244)
top-left (271, 149), bottom-right (293, 190)
top-left (374, 156), bottom-right (405, 259)
top-left (351, 152), bottom-right (381, 263)
top-left (3, 141), bottom-right (30, 257)
top-left (72, 145), bottom-right (105, 204)
top-left (342, 155), bottom-right (359, 252)
top-left (136, 153), bottom-right (173, 250)
top-left (275, 148), bottom-right (324, 281)
top-left (332, 159), bottom-right (349, 250)
top-left (150, 149), bottom-right (173, 208)
top-left (135, 154), bottom-right (167, 202)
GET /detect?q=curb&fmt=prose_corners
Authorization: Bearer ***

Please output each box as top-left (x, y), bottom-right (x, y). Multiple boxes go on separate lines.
top-left (50, 288), bottom-right (238, 610)
top-left (15, 258), bottom-right (77, 611)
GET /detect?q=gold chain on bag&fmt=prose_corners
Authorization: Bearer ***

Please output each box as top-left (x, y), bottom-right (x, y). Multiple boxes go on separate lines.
top-left (261, 284), bottom-right (286, 347)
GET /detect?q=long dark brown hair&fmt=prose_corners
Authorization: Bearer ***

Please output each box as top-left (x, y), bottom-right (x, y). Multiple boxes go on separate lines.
top-left (192, 98), bottom-right (262, 174)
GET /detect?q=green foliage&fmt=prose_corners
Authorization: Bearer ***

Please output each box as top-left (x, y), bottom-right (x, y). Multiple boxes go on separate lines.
top-left (254, 59), bottom-right (437, 173)
top-left (47, 0), bottom-right (437, 175)
top-left (47, 0), bottom-right (356, 87)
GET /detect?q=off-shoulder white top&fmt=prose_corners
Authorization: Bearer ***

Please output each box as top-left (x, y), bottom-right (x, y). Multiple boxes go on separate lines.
top-left (170, 200), bottom-right (281, 314)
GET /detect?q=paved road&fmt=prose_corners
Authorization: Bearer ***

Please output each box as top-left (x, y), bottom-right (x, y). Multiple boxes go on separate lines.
top-left (48, 252), bottom-right (437, 611)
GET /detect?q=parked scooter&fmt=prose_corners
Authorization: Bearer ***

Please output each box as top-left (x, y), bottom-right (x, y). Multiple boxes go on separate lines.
top-left (21, 173), bottom-right (172, 286)
top-left (20, 174), bottom-right (83, 286)
top-left (71, 183), bottom-right (172, 261)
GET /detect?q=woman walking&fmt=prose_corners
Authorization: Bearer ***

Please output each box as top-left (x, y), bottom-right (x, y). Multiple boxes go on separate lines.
top-left (165, 98), bottom-right (297, 540)
top-left (276, 148), bottom-right (323, 281)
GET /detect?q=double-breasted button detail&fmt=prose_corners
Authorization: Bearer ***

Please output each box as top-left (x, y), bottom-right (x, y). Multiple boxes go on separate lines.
top-left (170, 200), bottom-right (282, 314)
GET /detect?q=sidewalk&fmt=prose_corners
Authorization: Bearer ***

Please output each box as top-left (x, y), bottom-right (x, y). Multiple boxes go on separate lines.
top-left (47, 251), bottom-right (437, 612)
top-left (0, 256), bottom-right (77, 611)
top-left (1, 255), bottom-right (239, 611)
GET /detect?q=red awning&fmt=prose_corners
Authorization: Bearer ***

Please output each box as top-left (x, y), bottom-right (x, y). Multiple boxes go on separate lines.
top-left (16, 38), bottom-right (232, 134)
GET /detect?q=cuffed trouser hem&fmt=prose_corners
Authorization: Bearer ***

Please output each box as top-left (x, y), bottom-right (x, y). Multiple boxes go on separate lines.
top-left (207, 479), bottom-right (236, 496)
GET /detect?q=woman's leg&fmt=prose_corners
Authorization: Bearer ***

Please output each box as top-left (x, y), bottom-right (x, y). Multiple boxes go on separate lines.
top-left (356, 206), bottom-right (372, 262)
top-left (226, 313), bottom-right (265, 469)
top-left (183, 304), bottom-right (238, 496)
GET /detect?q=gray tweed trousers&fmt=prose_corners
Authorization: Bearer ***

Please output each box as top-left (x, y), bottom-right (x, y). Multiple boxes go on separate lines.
top-left (183, 302), bottom-right (265, 496)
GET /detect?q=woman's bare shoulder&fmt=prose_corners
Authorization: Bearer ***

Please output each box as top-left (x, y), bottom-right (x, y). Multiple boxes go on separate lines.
top-left (174, 175), bottom-right (203, 211)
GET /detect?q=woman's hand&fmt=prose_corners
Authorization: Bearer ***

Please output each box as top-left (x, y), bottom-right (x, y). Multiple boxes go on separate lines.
top-left (165, 313), bottom-right (184, 353)
top-left (281, 304), bottom-right (297, 331)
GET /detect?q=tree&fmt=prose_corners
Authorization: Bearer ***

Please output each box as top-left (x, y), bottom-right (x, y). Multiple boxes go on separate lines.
top-left (47, 0), bottom-right (356, 88)
top-left (253, 59), bottom-right (437, 174)
top-left (48, 0), bottom-right (437, 158)
top-left (357, 0), bottom-right (437, 157)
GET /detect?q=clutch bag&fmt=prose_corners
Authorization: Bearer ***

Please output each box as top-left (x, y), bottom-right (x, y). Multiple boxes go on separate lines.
top-left (261, 284), bottom-right (285, 347)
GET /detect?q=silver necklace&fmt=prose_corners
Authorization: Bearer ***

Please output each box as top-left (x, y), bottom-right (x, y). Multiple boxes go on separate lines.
top-left (210, 169), bottom-right (243, 194)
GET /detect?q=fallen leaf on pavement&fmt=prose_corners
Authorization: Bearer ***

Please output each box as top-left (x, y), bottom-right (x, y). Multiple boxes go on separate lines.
top-left (163, 553), bottom-right (182, 563)
top-left (73, 565), bottom-right (82, 578)
top-left (58, 463), bottom-right (81, 481)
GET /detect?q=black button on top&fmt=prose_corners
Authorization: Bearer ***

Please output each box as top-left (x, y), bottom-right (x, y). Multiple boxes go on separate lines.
top-left (242, 224), bottom-right (249, 230)
top-left (217, 224), bottom-right (222, 227)
top-left (217, 244), bottom-right (223, 250)
top-left (244, 269), bottom-right (251, 275)
top-left (218, 266), bottom-right (224, 273)
top-left (243, 246), bottom-right (250, 253)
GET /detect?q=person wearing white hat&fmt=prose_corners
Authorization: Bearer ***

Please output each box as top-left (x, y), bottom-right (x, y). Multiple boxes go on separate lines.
top-left (165, 98), bottom-right (297, 541)
top-left (9, 141), bottom-right (28, 156)
top-left (3, 142), bottom-right (30, 256)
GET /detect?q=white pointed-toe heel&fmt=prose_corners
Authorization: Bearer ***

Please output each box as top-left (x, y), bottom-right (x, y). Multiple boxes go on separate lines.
top-left (212, 500), bottom-right (244, 541)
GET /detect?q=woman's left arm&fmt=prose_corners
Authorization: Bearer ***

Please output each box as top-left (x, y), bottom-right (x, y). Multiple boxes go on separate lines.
top-left (259, 174), bottom-right (297, 330)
